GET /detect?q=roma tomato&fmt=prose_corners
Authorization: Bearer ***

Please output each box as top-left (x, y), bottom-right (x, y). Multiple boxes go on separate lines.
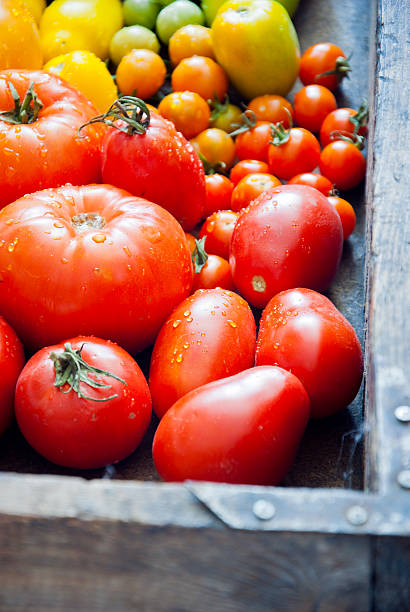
top-left (152, 365), bottom-right (310, 485)
top-left (0, 184), bottom-right (193, 353)
top-left (328, 195), bottom-right (356, 239)
top-left (199, 209), bottom-right (239, 259)
top-left (230, 185), bottom-right (343, 308)
top-left (287, 172), bottom-right (333, 196)
top-left (148, 288), bottom-right (256, 418)
top-left (230, 172), bottom-right (281, 212)
top-left (0, 70), bottom-right (104, 209)
top-left (293, 85), bottom-right (337, 133)
top-left (229, 158), bottom-right (269, 185)
top-left (0, 316), bottom-right (25, 437)
top-left (299, 42), bottom-right (350, 91)
top-left (320, 105), bottom-right (369, 147)
top-left (15, 337), bottom-right (152, 468)
top-left (99, 98), bottom-right (206, 230)
top-left (234, 121), bottom-right (272, 162)
top-left (268, 124), bottom-right (321, 180)
top-left (319, 140), bottom-right (366, 191)
top-left (256, 289), bottom-right (363, 418)
top-left (204, 174), bottom-right (234, 217)
top-left (158, 90), bottom-right (210, 140)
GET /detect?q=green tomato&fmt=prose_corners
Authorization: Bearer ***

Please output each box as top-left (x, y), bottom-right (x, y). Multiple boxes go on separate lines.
top-left (123, 0), bottom-right (161, 29)
top-left (109, 25), bottom-right (161, 65)
top-left (156, 0), bottom-right (204, 44)
top-left (276, 0), bottom-right (299, 17)
top-left (201, 0), bottom-right (226, 26)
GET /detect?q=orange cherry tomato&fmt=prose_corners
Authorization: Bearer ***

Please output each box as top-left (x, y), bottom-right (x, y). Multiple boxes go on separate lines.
top-left (328, 195), bottom-right (356, 239)
top-left (169, 24), bottom-right (214, 66)
top-left (230, 159), bottom-right (269, 185)
top-left (116, 49), bottom-right (166, 99)
top-left (234, 121), bottom-right (272, 162)
top-left (0, 0), bottom-right (43, 70)
top-left (319, 141), bottom-right (366, 190)
top-left (192, 254), bottom-right (234, 291)
top-left (287, 172), bottom-right (333, 195)
top-left (158, 91), bottom-right (210, 139)
top-left (199, 209), bottom-right (239, 260)
top-left (171, 55), bottom-right (228, 102)
top-left (204, 174), bottom-right (234, 217)
top-left (247, 94), bottom-right (294, 128)
top-left (293, 85), bottom-right (337, 133)
top-left (230, 172), bottom-right (282, 212)
top-left (191, 128), bottom-right (236, 171)
top-left (320, 106), bottom-right (368, 147)
top-left (299, 42), bottom-right (350, 91)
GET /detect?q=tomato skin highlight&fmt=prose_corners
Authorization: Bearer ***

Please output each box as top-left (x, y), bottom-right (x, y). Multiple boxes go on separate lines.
top-left (149, 287), bottom-right (256, 419)
top-left (229, 184), bottom-right (343, 308)
top-left (0, 184), bottom-right (193, 353)
top-left (15, 336), bottom-right (152, 469)
top-left (256, 289), bottom-right (364, 418)
top-left (152, 365), bottom-right (310, 485)
top-left (0, 316), bottom-right (25, 437)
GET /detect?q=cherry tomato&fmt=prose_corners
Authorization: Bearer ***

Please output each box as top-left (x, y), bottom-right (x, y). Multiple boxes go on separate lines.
top-left (184, 232), bottom-right (197, 254)
top-left (247, 94), bottom-right (294, 127)
top-left (328, 195), bottom-right (356, 239)
top-left (209, 98), bottom-right (242, 133)
top-left (152, 365), bottom-right (310, 485)
top-left (256, 289), bottom-right (363, 418)
top-left (299, 42), bottom-right (350, 91)
top-left (293, 84), bottom-right (337, 133)
top-left (168, 24), bottom-right (215, 66)
top-left (319, 140), bottom-right (366, 190)
top-left (148, 287), bottom-right (256, 418)
top-left (199, 209), bottom-right (239, 259)
top-left (268, 125), bottom-right (321, 180)
top-left (171, 55), bottom-right (228, 102)
top-left (0, 184), bottom-right (193, 353)
top-left (320, 106), bottom-right (368, 147)
top-left (100, 100), bottom-right (206, 230)
top-left (230, 159), bottom-right (269, 185)
top-left (192, 254), bottom-right (234, 292)
top-left (204, 173), bottom-right (234, 217)
top-left (157, 91), bottom-right (210, 140)
top-left (15, 337), bottom-right (152, 468)
top-left (0, 316), bottom-right (25, 437)
top-left (0, 70), bottom-right (104, 209)
top-left (234, 121), bottom-right (272, 162)
top-left (287, 172), bottom-right (333, 195)
top-left (116, 48), bottom-right (166, 99)
top-left (230, 185), bottom-right (343, 308)
top-left (230, 172), bottom-right (282, 212)
top-left (191, 128), bottom-right (236, 172)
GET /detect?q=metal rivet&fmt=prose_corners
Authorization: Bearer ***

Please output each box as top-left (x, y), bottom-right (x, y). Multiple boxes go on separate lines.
top-left (394, 405), bottom-right (410, 423)
top-left (346, 505), bottom-right (369, 526)
top-left (253, 499), bottom-right (276, 520)
top-left (397, 470), bottom-right (410, 489)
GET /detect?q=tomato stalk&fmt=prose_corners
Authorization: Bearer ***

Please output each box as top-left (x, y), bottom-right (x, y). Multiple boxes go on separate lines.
top-left (269, 108), bottom-right (294, 146)
top-left (191, 237), bottom-right (208, 273)
top-left (317, 55), bottom-right (351, 84)
top-left (228, 108), bottom-right (257, 137)
top-left (50, 342), bottom-right (126, 402)
top-left (0, 82), bottom-right (43, 125)
top-left (79, 96), bottom-right (151, 135)
top-left (329, 130), bottom-right (365, 150)
top-left (349, 100), bottom-right (369, 135)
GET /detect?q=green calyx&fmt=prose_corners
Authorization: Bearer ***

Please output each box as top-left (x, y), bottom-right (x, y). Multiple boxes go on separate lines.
top-left (228, 108), bottom-right (257, 137)
top-left (191, 236), bottom-right (208, 273)
top-left (349, 100), bottom-right (369, 135)
top-left (318, 55), bottom-right (352, 84)
top-left (79, 95), bottom-right (151, 136)
top-left (50, 342), bottom-right (126, 402)
top-left (0, 81), bottom-right (43, 125)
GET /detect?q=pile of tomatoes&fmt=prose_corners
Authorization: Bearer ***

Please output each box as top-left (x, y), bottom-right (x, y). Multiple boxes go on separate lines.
top-left (0, 0), bottom-right (367, 486)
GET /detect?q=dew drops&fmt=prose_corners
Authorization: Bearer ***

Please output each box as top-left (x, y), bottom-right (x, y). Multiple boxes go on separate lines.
top-left (183, 342), bottom-right (190, 349)
top-left (123, 246), bottom-right (131, 257)
top-left (183, 310), bottom-right (191, 317)
top-left (227, 320), bottom-right (237, 328)
top-left (61, 257), bottom-right (68, 264)
top-left (186, 317), bottom-right (193, 322)
top-left (92, 233), bottom-right (106, 243)
top-left (176, 354), bottom-right (183, 363)
top-left (53, 221), bottom-right (64, 229)
top-left (173, 320), bottom-right (181, 328)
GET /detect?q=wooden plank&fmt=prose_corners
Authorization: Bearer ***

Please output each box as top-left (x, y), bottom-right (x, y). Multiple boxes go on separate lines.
top-left (373, 536), bottom-right (410, 611)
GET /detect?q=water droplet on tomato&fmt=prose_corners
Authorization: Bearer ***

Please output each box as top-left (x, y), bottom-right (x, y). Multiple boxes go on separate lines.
top-left (183, 310), bottom-right (191, 317)
top-left (173, 320), bottom-right (181, 328)
top-left (92, 234), bottom-right (106, 243)
top-left (53, 221), bottom-right (64, 229)
top-left (176, 354), bottom-right (183, 363)
top-left (227, 320), bottom-right (237, 328)
top-left (123, 246), bottom-right (131, 257)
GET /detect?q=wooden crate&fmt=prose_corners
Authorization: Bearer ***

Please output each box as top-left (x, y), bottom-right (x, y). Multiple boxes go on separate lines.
top-left (0, 0), bottom-right (409, 609)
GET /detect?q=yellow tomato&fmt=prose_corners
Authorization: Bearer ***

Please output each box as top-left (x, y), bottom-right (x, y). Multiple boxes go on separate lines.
top-left (0, 0), bottom-right (43, 69)
top-left (44, 50), bottom-right (118, 113)
top-left (40, 0), bottom-right (123, 62)
top-left (211, 0), bottom-right (300, 99)
top-left (21, 0), bottom-right (46, 24)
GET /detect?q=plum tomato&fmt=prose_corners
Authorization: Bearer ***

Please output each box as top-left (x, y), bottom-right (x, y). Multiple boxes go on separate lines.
top-left (230, 172), bottom-right (282, 212)
top-left (199, 209), bottom-right (239, 259)
top-left (0, 316), bottom-right (25, 437)
top-left (299, 42), bottom-right (351, 91)
top-left (293, 84), bottom-right (337, 133)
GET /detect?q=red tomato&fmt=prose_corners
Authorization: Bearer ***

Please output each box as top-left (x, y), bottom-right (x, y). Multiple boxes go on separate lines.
top-left (0, 316), bottom-right (25, 437)
top-left (320, 106), bottom-right (368, 147)
top-left (0, 184), bottom-right (193, 353)
top-left (152, 365), bottom-right (310, 485)
top-left (247, 94), bottom-right (294, 127)
top-left (192, 254), bottom-right (234, 292)
top-left (230, 172), bottom-right (282, 212)
top-left (0, 69), bottom-right (104, 209)
top-left (287, 172), bottom-right (333, 195)
top-left (299, 42), bottom-right (351, 90)
top-left (148, 288), bottom-right (256, 419)
top-left (267, 126), bottom-right (321, 180)
top-left (204, 173), bottom-right (234, 217)
top-left (230, 185), bottom-right (343, 308)
top-left (199, 209), bottom-right (239, 260)
top-left (319, 140), bottom-right (366, 190)
top-left (15, 337), bottom-right (152, 468)
top-left (328, 195), bottom-right (356, 239)
top-left (99, 100), bottom-right (205, 231)
top-left (293, 85), bottom-right (337, 133)
top-left (230, 159), bottom-right (269, 185)
top-left (234, 121), bottom-right (272, 162)
top-left (184, 231), bottom-right (197, 254)
top-left (256, 289), bottom-right (363, 418)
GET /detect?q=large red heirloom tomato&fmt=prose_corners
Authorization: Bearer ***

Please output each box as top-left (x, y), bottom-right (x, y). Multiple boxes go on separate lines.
top-left (0, 70), bottom-right (104, 209)
top-left (0, 184), bottom-right (193, 352)
top-left (0, 316), bottom-right (25, 437)
top-left (256, 289), bottom-right (364, 418)
top-left (229, 185), bottom-right (343, 308)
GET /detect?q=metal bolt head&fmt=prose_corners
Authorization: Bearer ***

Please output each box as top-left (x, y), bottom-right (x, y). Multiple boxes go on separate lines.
top-left (394, 405), bottom-right (410, 423)
top-left (253, 499), bottom-right (276, 520)
top-left (397, 470), bottom-right (410, 489)
top-left (346, 505), bottom-right (369, 526)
